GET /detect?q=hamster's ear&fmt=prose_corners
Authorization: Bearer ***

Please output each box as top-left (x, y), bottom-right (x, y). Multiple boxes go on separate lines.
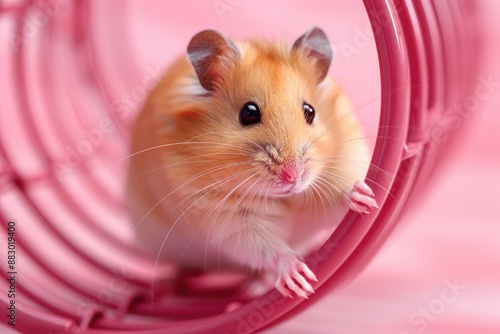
top-left (187, 30), bottom-right (240, 91)
top-left (292, 27), bottom-right (333, 83)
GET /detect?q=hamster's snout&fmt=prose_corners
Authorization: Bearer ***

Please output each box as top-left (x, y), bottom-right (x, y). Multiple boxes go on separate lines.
top-left (258, 144), bottom-right (311, 197)
top-left (280, 161), bottom-right (304, 184)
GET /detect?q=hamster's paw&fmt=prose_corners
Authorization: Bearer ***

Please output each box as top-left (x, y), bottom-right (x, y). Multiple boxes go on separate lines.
top-left (275, 254), bottom-right (317, 298)
top-left (346, 181), bottom-right (379, 214)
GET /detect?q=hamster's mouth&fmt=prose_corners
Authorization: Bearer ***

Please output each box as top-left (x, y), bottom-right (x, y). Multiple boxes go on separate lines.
top-left (253, 159), bottom-right (315, 198)
top-left (268, 180), bottom-right (309, 198)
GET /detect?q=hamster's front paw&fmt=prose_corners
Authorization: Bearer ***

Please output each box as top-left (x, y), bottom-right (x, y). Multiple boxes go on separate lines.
top-left (347, 181), bottom-right (379, 214)
top-left (275, 253), bottom-right (317, 298)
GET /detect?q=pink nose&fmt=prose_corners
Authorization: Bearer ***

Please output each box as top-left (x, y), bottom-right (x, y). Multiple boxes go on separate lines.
top-left (280, 164), bottom-right (304, 184)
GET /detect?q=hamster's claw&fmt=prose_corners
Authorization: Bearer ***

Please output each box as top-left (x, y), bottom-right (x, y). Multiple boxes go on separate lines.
top-left (275, 255), bottom-right (316, 298)
top-left (347, 181), bottom-right (379, 213)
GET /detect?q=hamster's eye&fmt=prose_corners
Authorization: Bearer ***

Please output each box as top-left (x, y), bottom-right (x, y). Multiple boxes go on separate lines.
top-left (303, 102), bottom-right (315, 125)
top-left (239, 102), bottom-right (261, 126)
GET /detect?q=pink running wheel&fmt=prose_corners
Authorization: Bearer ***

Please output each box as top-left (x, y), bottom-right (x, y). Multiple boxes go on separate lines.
top-left (0, 1), bottom-right (481, 333)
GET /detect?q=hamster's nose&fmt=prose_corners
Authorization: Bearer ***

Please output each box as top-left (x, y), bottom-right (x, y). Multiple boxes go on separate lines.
top-left (280, 161), bottom-right (304, 184)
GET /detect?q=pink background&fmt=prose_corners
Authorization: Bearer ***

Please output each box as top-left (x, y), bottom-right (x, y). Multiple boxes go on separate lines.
top-left (0, 0), bottom-right (499, 333)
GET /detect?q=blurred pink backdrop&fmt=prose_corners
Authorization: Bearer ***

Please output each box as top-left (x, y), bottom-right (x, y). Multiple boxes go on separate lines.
top-left (0, 1), bottom-right (499, 333)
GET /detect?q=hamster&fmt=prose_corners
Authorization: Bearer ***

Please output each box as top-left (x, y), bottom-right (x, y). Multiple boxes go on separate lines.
top-left (126, 27), bottom-right (378, 299)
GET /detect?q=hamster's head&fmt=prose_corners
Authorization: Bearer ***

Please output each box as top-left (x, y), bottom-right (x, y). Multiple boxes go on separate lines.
top-left (168, 27), bottom-right (341, 199)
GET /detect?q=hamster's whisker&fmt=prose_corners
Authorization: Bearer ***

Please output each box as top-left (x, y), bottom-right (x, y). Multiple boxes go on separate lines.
top-left (363, 124), bottom-right (408, 131)
top-left (306, 182), bottom-right (329, 224)
top-left (125, 164), bottom-right (172, 184)
top-left (117, 141), bottom-right (256, 162)
top-left (167, 163), bottom-right (249, 202)
top-left (261, 175), bottom-right (274, 213)
top-left (192, 171), bottom-right (260, 268)
top-left (116, 142), bottom-right (219, 162)
top-left (168, 162), bottom-right (256, 211)
top-left (338, 134), bottom-right (403, 146)
top-left (201, 171), bottom-right (260, 270)
top-left (313, 173), bottom-right (353, 206)
top-left (362, 175), bottom-right (395, 199)
top-left (176, 167), bottom-right (256, 259)
top-left (152, 167), bottom-right (257, 284)
top-left (318, 171), bottom-right (355, 192)
top-left (306, 123), bottom-right (408, 155)
top-left (324, 97), bottom-right (398, 138)
top-left (300, 185), bottom-right (315, 218)
top-left (307, 113), bottom-right (368, 151)
top-left (129, 154), bottom-right (249, 193)
top-left (311, 177), bottom-right (343, 216)
top-left (179, 167), bottom-right (261, 256)
top-left (349, 95), bottom-right (400, 116)
top-left (324, 167), bottom-right (393, 199)
top-left (344, 134), bottom-right (406, 145)
top-left (305, 124), bottom-right (339, 152)
top-left (157, 170), bottom-right (249, 275)
top-left (318, 156), bottom-right (373, 171)
top-left (184, 132), bottom-right (260, 155)
top-left (308, 186), bottom-right (323, 225)
top-left (240, 173), bottom-right (268, 210)
top-left (309, 186), bottom-right (324, 227)
top-left (319, 169), bottom-right (393, 201)
top-left (325, 124), bottom-right (409, 141)
top-left (126, 161), bottom-right (252, 249)
top-left (180, 166), bottom-right (256, 214)
top-left (319, 156), bottom-right (392, 179)
top-left (350, 95), bottom-right (380, 112)
top-left (215, 173), bottom-right (265, 268)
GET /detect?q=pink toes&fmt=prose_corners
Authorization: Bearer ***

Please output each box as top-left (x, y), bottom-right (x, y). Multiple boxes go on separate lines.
top-left (347, 181), bottom-right (379, 214)
top-left (275, 254), bottom-right (317, 298)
